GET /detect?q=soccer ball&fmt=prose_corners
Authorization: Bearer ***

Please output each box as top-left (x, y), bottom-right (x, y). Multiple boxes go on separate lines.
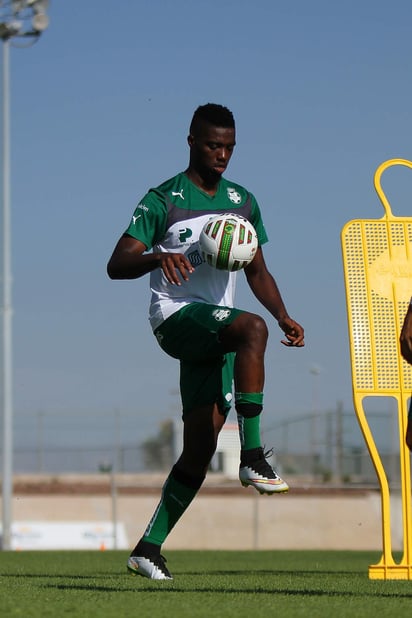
top-left (199, 213), bottom-right (258, 271)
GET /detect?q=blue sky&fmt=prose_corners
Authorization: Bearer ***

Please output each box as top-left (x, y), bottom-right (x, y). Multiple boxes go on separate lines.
top-left (5, 0), bottom-right (412, 450)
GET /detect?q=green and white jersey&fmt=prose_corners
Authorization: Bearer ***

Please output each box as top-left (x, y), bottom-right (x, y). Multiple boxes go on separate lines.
top-left (125, 172), bottom-right (268, 330)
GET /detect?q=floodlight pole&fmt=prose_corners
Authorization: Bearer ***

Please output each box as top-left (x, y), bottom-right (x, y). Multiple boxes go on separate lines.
top-left (1, 0), bottom-right (50, 551)
top-left (1, 35), bottom-right (12, 551)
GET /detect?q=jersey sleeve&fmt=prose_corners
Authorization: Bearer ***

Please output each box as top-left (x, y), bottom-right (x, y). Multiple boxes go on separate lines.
top-left (124, 188), bottom-right (168, 250)
top-left (249, 193), bottom-right (269, 246)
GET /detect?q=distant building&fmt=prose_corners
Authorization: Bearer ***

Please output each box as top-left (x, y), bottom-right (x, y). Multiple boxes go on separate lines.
top-left (173, 419), bottom-right (241, 478)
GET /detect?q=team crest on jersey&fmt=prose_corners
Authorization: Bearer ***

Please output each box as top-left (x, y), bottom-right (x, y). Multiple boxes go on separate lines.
top-left (212, 308), bottom-right (231, 322)
top-left (227, 187), bottom-right (242, 204)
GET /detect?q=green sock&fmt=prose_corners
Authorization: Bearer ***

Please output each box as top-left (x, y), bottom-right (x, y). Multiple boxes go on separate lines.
top-left (237, 414), bottom-right (262, 450)
top-left (142, 473), bottom-right (200, 546)
top-left (235, 392), bottom-right (263, 451)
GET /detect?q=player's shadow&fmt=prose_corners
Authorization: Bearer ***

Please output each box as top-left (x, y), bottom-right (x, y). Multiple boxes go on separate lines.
top-left (1, 572), bottom-right (112, 579)
top-left (43, 582), bottom-right (412, 599)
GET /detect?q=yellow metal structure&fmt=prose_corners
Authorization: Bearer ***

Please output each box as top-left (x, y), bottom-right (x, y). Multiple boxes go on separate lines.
top-left (341, 158), bottom-right (412, 579)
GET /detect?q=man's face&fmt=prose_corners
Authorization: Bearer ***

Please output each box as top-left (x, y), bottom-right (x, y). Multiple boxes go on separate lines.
top-left (188, 124), bottom-right (236, 181)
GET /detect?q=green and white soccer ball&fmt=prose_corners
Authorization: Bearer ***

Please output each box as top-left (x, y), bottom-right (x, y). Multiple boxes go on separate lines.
top-left (199, 213), bottom-right (258, 271)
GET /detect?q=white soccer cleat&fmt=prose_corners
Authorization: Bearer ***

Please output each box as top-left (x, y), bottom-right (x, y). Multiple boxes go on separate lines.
top-left (239, 447), bottom-right (289, 495)
top-left (127, 555), bottom-right (173, 580)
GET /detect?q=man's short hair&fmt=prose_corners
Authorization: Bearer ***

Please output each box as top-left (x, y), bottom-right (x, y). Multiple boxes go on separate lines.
top-left (190, 103), bottom-right (235, 135)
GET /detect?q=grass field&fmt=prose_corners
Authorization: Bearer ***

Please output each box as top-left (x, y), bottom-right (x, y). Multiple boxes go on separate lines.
top-left (1, 550), bottom-right (412, 617)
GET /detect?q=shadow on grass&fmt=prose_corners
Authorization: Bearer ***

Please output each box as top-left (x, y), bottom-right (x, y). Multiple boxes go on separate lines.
top-left (1, 568), bottom-right (367, 579)
top-left (180, 569), bottom-right (365, 576)
top-left (1, 567), bottom-right (406, 578)
top-left (1, 573), bottom-right (115, 579)
top-left (42, 582), bottom-right (412, 599)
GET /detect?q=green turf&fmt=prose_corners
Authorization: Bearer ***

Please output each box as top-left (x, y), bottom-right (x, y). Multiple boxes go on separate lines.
top-left (1, 550), bottom-right (412, 617)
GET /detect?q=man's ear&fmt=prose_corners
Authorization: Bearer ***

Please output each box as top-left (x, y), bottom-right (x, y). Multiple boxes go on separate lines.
top-left (187, 133), bottom-right (194, 147)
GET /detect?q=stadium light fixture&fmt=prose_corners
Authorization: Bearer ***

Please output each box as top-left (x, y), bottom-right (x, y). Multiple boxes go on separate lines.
top-left (0, 0), bottom-right (50, 551)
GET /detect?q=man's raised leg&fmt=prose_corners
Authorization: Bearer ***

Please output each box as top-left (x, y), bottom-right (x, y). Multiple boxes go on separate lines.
top-left (220, 312), bottom-right (289, 494)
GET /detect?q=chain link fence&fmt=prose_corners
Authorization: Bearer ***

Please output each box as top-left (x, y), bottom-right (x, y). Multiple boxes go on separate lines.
top-left (10, 403), bottom-right (407, 486)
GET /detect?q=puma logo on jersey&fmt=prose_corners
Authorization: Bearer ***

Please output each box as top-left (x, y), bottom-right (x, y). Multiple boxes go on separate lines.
top-left (132, 214), bottom-right (141, 224)
top-left (172, 189), bottom-right (184, 200)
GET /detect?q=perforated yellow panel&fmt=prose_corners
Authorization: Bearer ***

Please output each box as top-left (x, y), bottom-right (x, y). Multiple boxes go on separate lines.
top-left (341, 158), bottom-right (412, 580)
top-left (342, 219), bottom-right (412, 392)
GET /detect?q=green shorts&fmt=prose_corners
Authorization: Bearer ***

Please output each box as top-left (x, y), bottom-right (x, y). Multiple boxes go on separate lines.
top-left (154, 303), bottom-right (244, 416)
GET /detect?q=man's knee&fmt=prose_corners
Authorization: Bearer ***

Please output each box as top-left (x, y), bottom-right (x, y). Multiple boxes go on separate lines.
top-left (249, 314), bottom-right (268, 342)
top-left (222, 312), bottom-right (268, 347)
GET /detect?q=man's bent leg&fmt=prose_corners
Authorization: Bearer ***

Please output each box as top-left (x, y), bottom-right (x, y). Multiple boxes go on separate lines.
top-left (220, 313), bottom-right (289, 494)
top-left (219, 312), bottom-right (266, 452)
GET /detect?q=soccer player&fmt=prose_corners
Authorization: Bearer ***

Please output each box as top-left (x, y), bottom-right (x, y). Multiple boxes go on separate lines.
top-left (400, 300), bottom-right (412, 450)
top-left (107, 103), bottom-right (305, 580)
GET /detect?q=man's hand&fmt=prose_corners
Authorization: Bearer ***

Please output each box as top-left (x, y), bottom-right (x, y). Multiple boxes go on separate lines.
top-left (158, 252), bottom-right (194, 285)
top-left (400, 303), bottom-right (412, 452)
top-left (406, 418), bottom-right (412, 451)
top-left (400, 305), bottom-right (412, 365)
top-left (278, 317), bottom-right (305, 348)
top-left (107, 236), bottom-right (195, 282)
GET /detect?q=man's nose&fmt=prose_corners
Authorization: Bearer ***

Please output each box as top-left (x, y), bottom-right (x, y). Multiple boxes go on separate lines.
top-left (217, 147), bottom-right (230, 160)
